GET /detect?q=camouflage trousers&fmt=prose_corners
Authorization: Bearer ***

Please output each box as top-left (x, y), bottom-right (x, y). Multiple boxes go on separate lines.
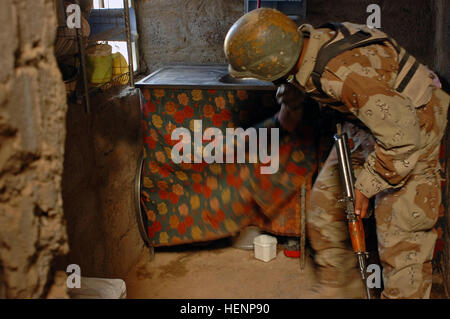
top-left (307, 88), bottom-right (449, 299)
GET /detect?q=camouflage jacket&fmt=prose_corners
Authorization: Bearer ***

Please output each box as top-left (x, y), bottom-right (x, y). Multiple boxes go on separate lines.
top-left (294, 23), bottom-right (448, 198)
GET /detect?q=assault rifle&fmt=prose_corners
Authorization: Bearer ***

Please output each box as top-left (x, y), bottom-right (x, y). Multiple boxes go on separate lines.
top-left (334, 124), bottom-right (371, 299)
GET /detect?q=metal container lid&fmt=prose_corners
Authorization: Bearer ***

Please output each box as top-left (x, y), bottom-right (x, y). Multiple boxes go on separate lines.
top-left (135, 64), bottom-right (276, 91)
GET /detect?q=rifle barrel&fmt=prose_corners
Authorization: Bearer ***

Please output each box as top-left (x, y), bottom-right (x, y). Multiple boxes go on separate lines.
top-left (334, 127), bottom-right (372, 299)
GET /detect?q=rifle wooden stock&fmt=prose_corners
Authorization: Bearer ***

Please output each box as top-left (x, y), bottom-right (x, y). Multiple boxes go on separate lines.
top-left (348, 218), bottom-right (366, 253)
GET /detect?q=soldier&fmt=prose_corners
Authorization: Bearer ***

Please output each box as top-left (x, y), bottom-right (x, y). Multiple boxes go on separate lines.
top-left (224, 8), bottom-right (449, 298)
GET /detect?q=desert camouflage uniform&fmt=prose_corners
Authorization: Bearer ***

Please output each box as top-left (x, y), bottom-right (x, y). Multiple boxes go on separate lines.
top-left (295, 23), bottom-right (450, 298)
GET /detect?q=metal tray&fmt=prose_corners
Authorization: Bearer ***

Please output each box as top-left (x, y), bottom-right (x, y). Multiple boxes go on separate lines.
top-left (135, 64), bottom-right (276, 91)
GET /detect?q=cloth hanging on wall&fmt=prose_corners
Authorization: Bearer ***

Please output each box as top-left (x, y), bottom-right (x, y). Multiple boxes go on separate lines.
top-left (138, 87), bottom-right (333, 246)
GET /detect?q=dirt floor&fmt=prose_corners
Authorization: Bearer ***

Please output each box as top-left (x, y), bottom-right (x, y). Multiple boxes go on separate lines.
top-left (122, 235), bottom-right (445, 299)
top-left (125, 238), bottom-right (320, 299)
top-left (124, 236), bottom-right (449, 299)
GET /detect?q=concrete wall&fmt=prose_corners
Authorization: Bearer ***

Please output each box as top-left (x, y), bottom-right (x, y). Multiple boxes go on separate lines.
top-left (433, 0), bottom-right (450, 86)
top-left (434, 0), bottom-right (450, 297)
top-left (0, 0), bottom-right (68, 298)
top-left (135, 0), bottom-right (244, 73)
top-left (135, 0), bottom-right (440, 75)
top-left (305, 0), bottom-right (436, 71)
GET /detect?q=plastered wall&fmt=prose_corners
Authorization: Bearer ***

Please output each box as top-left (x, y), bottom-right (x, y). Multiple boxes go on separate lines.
top-left (0, 0), bottom-right (68, 298)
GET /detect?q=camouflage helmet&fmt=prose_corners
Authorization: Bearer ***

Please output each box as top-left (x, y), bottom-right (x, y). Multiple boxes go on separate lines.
top-left (224, 8), bottom-right (303, 82)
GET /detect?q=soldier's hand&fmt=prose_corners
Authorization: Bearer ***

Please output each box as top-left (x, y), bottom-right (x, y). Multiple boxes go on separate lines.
top-left (277, 104), bottom-right (304, 132)
top-left (355, 188), bottom-right (369, 218)
top-left (276, 83), bottom-right (305, 110)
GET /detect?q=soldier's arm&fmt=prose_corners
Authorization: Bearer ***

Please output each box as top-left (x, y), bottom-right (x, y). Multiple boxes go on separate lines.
top-left (321, 65), bottom-right (421, 199)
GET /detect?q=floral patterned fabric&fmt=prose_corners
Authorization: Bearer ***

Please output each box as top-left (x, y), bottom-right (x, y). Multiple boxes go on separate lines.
top-left (137, 85), bottom-right (446, 262)
top-left (139, 87), bottom-right (325, 246)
